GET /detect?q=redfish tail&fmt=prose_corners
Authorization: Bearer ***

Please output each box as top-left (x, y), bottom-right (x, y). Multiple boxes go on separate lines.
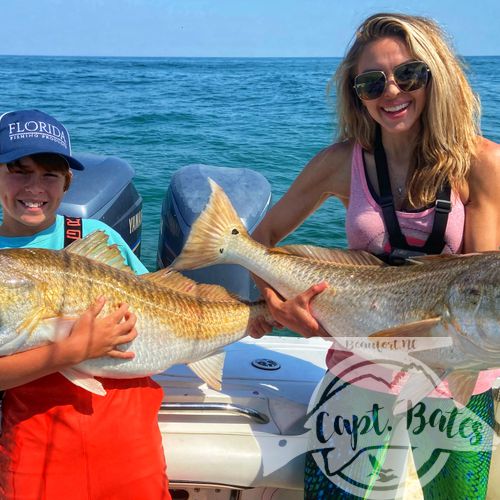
top-left (172, 178), bottom-right (248, 270)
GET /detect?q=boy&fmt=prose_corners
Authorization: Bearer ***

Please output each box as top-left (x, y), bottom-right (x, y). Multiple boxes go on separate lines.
top-left (0, 110), bottom-right (170, 499)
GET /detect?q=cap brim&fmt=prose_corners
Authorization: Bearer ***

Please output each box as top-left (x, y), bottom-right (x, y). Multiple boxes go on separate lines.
top-left (0, 149), bottom-right (84, 170)
top-left (62, 155), bottom-right (85, 170)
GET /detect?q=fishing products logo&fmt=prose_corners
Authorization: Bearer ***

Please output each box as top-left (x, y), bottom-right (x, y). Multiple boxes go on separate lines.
top-left (8, 120), bottom-right (68, 148)
top-left (304, 338), bottom-right (498, 499)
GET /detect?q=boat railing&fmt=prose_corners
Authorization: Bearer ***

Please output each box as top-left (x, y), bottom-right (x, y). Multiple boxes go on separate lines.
top-left (159, 401), bottom-right (270, 424)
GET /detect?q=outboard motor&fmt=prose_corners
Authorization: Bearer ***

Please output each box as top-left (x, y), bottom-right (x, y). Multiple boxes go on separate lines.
top-left (157, 164), bottom-right (271, 301)
top-left (59, 153), bottom-right (143, 256)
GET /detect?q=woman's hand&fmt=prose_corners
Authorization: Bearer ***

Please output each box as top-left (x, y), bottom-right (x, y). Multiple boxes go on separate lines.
top-left (257, 282), bottom-right (329, 338)
top-left (64, 297), bottom-right (138, 363)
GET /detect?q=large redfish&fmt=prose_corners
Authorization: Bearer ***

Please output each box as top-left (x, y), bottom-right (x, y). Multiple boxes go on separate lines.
top-left (173, 179), bottom-right (500, 407)
top-left (0, 231), bottom-right (269, 395)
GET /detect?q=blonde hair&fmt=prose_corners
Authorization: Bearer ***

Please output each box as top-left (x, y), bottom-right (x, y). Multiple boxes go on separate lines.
top-left (334, 13), bottom-right (481, 207)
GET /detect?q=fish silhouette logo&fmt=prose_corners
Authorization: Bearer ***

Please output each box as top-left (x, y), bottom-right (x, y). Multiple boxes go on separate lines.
top-left (368, 454), bottom-right (398, 483)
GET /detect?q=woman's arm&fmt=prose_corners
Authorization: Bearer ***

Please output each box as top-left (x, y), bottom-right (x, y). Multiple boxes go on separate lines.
top-left (252, 142), bottom-right (351, 247)
top-left (0, 298), bottom-right (137, 390)
top-left (250, 142), bottom-right (352, 338)
top-left (462, 138), bottom-right (500, 253)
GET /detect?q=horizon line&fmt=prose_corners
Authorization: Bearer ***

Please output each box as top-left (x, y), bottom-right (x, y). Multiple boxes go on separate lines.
top-left (1, 53), bottom-right (499, 59)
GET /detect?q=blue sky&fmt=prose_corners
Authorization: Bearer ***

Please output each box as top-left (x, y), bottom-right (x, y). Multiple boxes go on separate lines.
top-left (3, 0), bottom-right (499, 57)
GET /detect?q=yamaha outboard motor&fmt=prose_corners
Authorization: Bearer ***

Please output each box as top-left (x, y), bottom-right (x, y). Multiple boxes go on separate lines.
top-left (58, 153), bottom-right (142, 256)
top-left (157, 164), bottom-right (271, 301)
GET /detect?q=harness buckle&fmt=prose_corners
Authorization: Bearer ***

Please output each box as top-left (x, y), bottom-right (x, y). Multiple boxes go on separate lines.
top-left (435, 199), bottom-right (452, 214)
top-left (387, 248), bottom-right (427, 266)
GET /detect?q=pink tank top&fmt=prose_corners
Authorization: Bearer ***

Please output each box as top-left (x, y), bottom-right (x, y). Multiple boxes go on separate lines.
top-left (346, 143), bottom-right (464, 254)
top-left (334, 143), bottom-right (498, 397)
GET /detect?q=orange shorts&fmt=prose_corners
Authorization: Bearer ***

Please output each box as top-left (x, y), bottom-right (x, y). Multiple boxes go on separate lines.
top-left (0, 373), bottom-right (170, 500)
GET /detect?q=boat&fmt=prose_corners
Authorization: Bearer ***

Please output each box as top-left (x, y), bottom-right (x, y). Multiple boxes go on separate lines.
top-left (4, 154), bottom-right (500, 498)
top-left (59, 152), bottom-right (143, 256)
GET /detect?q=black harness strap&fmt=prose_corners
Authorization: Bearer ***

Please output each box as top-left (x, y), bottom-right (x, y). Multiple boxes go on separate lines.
top-left (374, 126), bottom-right (407, 251)
top-left (374, 126), bottom-right (451, 263)
top-left (64, 216), bottom-right (83, 247)
top-left (421, 192), bottom-right (452, 254)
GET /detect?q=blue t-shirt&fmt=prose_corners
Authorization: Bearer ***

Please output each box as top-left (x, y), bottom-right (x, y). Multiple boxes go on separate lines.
top-left (0, 215), bottom-right (148, 275)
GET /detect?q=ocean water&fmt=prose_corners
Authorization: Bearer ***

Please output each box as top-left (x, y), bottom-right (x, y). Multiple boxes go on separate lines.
top-left (0, 56), bottom-right (499, 270)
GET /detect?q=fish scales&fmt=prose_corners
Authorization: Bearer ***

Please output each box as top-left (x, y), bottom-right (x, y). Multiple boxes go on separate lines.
top-left (4, 248), bottom-right (251, 336)
top-left (0, 242), bottom-right (268, 386)
top-left (222, 236), bottom-right (481, 336)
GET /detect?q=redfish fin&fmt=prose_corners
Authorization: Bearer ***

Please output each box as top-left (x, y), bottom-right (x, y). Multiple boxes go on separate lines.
top-left (393, 369), bottom-right (447, 415)
top-left (274, 245), bottom-right (385, 266)
top-left (64, 230), bottom-right (133, 272)
top-left (369, 317), bottom-right (442, 338)
top-left (188, 351), bottom-right (226, 390)
top-left (37, 316), bottom-right (78, 342)
top-left (142, 268), bottom-right (194, 289)
top-left (393, 369), bottom-right (478, 415)
top-left (172, 178), bottom-right (248, 271)
top-left (447, 370), bottom-right (478, 407)
top-left (143, 269), bottom-right (242, 302)
top-left (17, 307), bottom-right (46, 334)
top-left (406, 253), bottom-right (482, 265)
top-left (60, 368), bottom-right (107, 396)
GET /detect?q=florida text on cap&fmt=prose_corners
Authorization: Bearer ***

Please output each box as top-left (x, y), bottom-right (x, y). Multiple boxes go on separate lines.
top-left (0, 109), bottom-right (84, 170)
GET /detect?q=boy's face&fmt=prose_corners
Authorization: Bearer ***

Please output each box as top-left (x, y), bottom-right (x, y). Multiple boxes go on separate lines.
top-left (0, 156), bottom-right (71, 236)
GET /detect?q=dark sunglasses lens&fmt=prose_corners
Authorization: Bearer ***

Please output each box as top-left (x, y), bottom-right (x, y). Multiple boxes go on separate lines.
top-left (354, 71), bottom-right (386, 100)
top-left (394, 62), bottom-right (429, 92)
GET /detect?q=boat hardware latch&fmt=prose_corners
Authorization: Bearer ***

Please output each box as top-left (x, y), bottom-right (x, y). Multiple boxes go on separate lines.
top-left (251, 358), bottom-right (281, 371)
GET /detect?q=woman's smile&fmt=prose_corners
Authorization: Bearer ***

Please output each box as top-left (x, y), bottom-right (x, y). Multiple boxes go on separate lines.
top-left (381, 101), bottom-right (411, 114)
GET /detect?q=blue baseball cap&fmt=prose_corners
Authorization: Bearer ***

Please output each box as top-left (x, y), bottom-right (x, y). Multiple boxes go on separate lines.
top-left (0, 109), bottom-right (84, 170)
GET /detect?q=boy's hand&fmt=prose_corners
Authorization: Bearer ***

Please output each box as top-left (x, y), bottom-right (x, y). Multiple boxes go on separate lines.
top-left (65, 297), bottom-right (138, 363)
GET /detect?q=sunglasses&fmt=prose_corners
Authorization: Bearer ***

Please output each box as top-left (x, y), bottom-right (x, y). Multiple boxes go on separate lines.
top-left (353, 60), bottom-right (430, 101)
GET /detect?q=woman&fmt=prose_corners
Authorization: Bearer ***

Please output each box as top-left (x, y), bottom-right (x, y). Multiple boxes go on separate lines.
top-left (0, 109), bottom-right (170, 499)
top-left (251, 13), bottom-right (500, 499)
